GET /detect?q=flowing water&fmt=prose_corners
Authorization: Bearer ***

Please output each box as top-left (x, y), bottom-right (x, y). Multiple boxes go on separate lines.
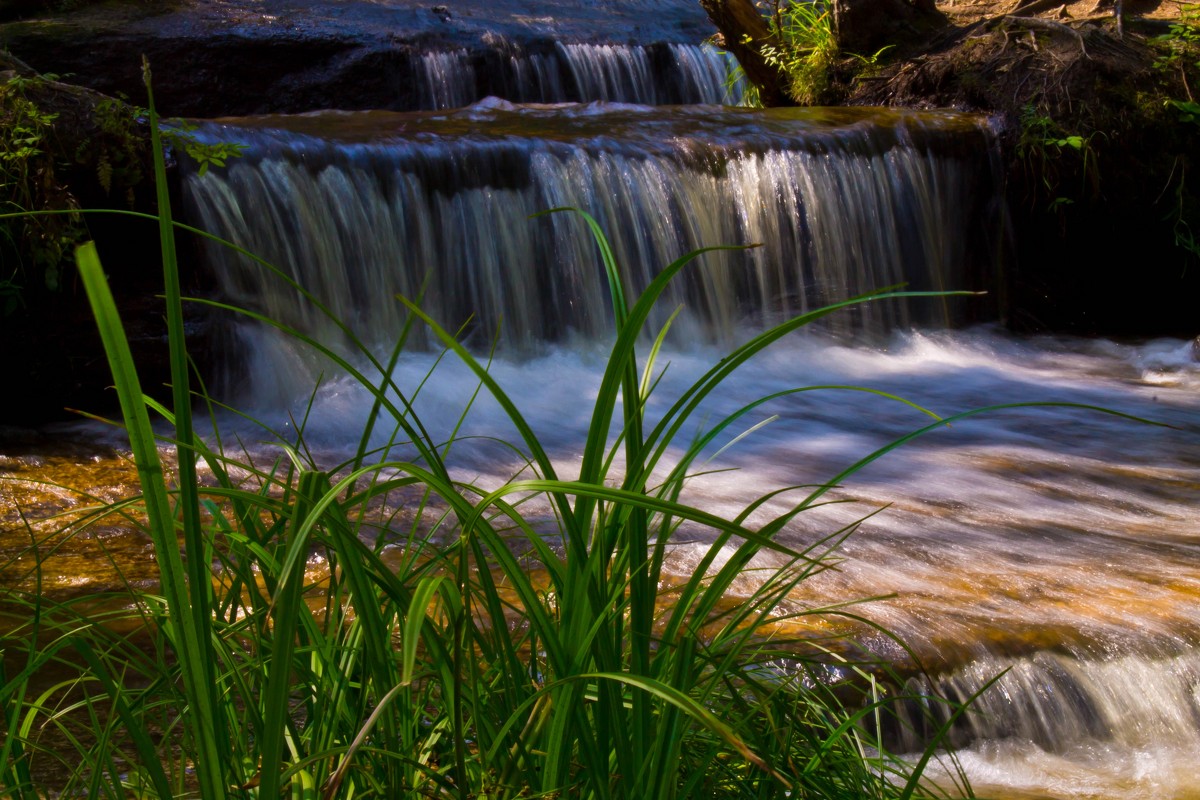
top-left (2, 64), bottom-right (1198, 799)
top-left (4, 328), bottom-right (1196, 798)
top-left (184, 104), bottom-right (999, 363)
top-left (408, 43), bottom-right (743, 109)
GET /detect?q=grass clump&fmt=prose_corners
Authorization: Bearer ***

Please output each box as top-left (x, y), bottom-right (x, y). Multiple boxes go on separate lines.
top-left (759, 0), bottom-right (840, 106)
top-left (0, 64), bottom-right (976, 799)
top-left (720, 1), bottom-right (893, 107)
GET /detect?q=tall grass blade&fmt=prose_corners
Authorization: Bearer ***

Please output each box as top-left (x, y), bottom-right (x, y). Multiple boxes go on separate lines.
top-left (69, 639), bottom-right (174, 799)
top-left (259, 468), bottom-right (326, 799)
top-left (141, 58), bottom-right (217, 684)
top-left (74, 240), bottom-right (228, 797)
top-left (0, 655), bottom-right (36, 800)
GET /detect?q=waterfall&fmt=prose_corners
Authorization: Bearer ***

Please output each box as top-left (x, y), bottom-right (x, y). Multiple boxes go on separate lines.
top-left (408, 43), bottom-right (742, 109)
top-left (183, 104), bottom-right (1001, 368)
top-left (890, 650), bottom-right (1200, 753)
top-left (414, 50), bottom-right (477, 110)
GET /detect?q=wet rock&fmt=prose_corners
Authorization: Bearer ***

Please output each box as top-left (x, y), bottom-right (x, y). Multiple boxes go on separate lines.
top-left (0, 0), bottom-right (717, 117)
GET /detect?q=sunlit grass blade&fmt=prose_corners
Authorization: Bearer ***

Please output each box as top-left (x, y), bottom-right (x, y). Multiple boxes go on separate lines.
top-left (140, 63), bottom-right (226, 776)
top-left (75, 239), bottom-right (230, 796)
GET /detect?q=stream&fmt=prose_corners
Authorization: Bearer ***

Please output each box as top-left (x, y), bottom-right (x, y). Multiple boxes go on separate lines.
top-left (2, 39), bottom-right (1198, 800)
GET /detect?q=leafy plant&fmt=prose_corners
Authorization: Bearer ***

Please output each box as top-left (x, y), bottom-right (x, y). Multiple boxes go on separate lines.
top-left (1159, 157), bottom-right (1200, 263)
top-left (757, 0), bottom-right (839, 105)
top-left (1168, 98), bottom-right (1200, 124)
top-left (82, 94), bottom-right (246, 190)
top-left (1149, 5), bottom-right (1200, 263)
top-left (0, 67), bottom-right (245, 314)
top-left (162, 120), bottom-right (247, 177)
top-left (1017, 105), bottom-right (1103, 212)
top-left (0, 71), bottom-right (84, 297)
top-left (86, 96), bottom-right (147, 201)
top-left (1152, 2), bottom-right (1200, 101)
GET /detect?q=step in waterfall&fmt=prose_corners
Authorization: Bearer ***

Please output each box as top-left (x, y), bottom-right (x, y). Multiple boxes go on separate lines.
top-left (408, 42), bottom-right (743, 109)
top-left (184, 103), bottom-right (1002, 368)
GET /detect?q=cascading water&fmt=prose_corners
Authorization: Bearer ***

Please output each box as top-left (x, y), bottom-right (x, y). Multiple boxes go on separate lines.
top-left (896, 649), bottom-right (1200, 752)
top-left (184, 103), bottom-right (1000, 383)
top-left (1, 27), bottom-right (1196, 798)
top-left (168, 96), bottom-right (1200, 800)
top-left (896, 648), bottom-right (1200, 797)
top-left (409, 43), bottom-right (742, 109)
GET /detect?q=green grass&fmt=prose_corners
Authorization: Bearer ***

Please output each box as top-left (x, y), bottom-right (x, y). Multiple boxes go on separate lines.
top-left (0, 63), bottom-right (997, 800)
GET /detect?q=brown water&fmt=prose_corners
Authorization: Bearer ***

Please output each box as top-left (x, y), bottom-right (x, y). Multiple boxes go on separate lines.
top-left (0, 441), bottom-right (155, 598)
top-left (3, 329), bottom-right (1197, 798)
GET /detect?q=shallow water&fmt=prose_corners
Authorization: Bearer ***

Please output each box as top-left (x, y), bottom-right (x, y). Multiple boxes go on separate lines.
top-left (5, 327), bottom-right (1195, 798)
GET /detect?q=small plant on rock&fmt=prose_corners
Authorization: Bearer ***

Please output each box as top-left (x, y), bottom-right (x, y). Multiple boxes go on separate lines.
top-left (0, 71), bottom-right (84, 297)
top-left (757, 0), bottom-right (840, 105)
top-left (1149, 4), bottom-right (1200, 262)
top-left (1016, 105), bottom-right (1102, 213)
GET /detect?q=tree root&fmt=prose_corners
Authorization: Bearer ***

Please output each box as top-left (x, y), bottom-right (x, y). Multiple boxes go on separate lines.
top-left (988, 14), bottom-right (1094, 58)
top-left (1009, 0), bottom-right (1081, 17)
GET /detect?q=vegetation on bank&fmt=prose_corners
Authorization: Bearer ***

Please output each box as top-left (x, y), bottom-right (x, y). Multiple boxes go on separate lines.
top-left (0, 54), bottom-right (147, 315)
top-left (0, 68), bottom-right (84, 311)
top-left (0, 52), bottom-right (243, 318)
top-left (712, 0), bottom-right (1200, 307)
top-left (0, 67), bottom-right (985, 798)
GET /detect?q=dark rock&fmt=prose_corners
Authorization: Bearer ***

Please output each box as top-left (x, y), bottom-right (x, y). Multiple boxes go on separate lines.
top-left (0, 0), bottom-right (717, 117)
top-left (847, 17), bottom-right (1200, 337)
top-left (0, 58), bottom-right (223, 424)
top-left (834, 0), bottom-right (946, 55)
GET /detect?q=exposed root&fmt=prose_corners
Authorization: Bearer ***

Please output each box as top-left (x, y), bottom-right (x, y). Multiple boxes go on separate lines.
top-left (994, 14), bottom-right (1093, 58)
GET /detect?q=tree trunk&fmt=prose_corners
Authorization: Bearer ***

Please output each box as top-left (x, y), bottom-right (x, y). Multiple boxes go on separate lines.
top-left (699, 0), bottom-right (796, 107)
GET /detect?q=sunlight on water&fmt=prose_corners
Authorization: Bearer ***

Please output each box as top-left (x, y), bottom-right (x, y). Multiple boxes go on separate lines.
top-left (3, 328), bottom-right (1198, 799)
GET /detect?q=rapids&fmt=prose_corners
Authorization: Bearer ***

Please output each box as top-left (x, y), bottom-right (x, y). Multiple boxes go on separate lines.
top-left (4, 329), bottom-right (1196, 799)
top-left (1, 79), bottom-right (1196, 800)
